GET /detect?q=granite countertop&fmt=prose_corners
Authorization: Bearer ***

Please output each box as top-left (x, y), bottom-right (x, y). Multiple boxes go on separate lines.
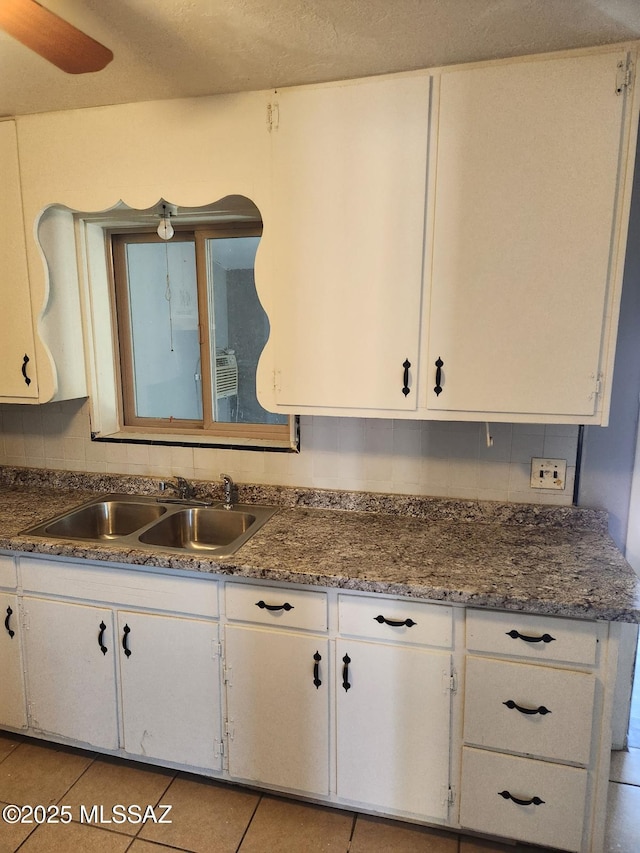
top-left (0, 470), bottom-right (639, 623)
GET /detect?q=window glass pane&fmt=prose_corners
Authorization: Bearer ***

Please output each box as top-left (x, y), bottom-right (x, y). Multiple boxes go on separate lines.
top-left (126, 241), bottom-right (202, 420)
top-left (206, 237), bottom-right (287, 425)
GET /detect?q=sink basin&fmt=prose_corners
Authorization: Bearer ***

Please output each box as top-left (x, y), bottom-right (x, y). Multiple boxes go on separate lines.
top-left (21, 494), bottom-right (277, 558)
top-left (139, 507), bottom-right (257, 551)
top-left (33, 499), bottom-right (167, 541)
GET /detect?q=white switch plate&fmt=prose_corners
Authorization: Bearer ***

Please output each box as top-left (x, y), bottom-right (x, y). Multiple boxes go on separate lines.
top-left (530, 458), bottom-right (567, 490)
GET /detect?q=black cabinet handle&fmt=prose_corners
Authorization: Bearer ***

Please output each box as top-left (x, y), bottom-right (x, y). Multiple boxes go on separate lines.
top-left (434, 357), bottom-right (443, 395)
top-left (313, 651), bottom-right (322, 689)
top-left (122, 624), bottom-right (131, 657)
top-left (506, 629), bottom-right (556, 644)
top-left (498, 790), bottom-right (545, 807)
top-left (4, 606), bottom-right (15, 639)
top-left (503, 699), bottom-right (551, 716)
top-left (98, 621), bottom-right (108, 655)
top-left (402, 359), bottom-right (411, 397)
top-left (374, 615), bottom-right (416, 628)
top-left (21, 354), bottom-right (31, 387)
top-left (255, 600), bottom-right (294, 612)
top-left (342, 653), bottom-right (351, 692)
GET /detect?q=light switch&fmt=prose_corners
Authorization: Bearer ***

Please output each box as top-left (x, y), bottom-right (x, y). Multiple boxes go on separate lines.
top-left (530, 458), bottom-right (567, 490)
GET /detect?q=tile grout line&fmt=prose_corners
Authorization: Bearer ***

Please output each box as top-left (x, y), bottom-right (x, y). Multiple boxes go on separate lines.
top-left (234, 792), bottom-right (263, 852)
top-left (122, 833), bottom-right (184, 852)
top-left (345, 811), bottom-right (358, 851)
top-left (7, 739), bottom-right (98, 852)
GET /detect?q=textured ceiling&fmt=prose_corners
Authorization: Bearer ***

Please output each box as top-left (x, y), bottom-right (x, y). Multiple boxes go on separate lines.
top-left (1, 0), bottom-right (640, 117)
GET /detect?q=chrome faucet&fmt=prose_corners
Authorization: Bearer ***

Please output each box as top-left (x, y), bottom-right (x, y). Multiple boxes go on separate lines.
top-left (221, 474), bottom-right (233, 510)
top-left (163, 476), bottom-right (197, 501)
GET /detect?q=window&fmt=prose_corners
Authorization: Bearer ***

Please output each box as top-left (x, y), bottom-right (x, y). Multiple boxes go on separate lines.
top-left (64, 197), bottom-right (297, 450)
top-left (110, 220), bottom-right (290, 445)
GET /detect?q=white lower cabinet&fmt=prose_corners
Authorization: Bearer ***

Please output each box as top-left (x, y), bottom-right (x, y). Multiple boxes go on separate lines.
top-left (336, 594), bottom-right (454, 820)
top-left (17, 557), bottom-right (222, 769)
top-left (460, 609), bottom-right (609, 852)
top-left (0, 591), bottom-right (27, 730)
top-left (224, 625), bottom-right (329, 794)
top-left (336, 638), bottom-right (452, 819)
top-left (22, 596), bottom-right (119, 748)
top-left (4, 556), bottom-right (619, 852)
top-left (117, 610), bottom-right (222, 772)
top-left (223, 582), bottom-right (329, 795)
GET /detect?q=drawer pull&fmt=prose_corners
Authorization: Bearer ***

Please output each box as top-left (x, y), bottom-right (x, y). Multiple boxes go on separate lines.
top-left (4, 605), bottom-right (15, 639)
top-left (313, 651), bottom-right (322, 688)
top-left (122, 623), bottom-right (132, 657)
top-left (255, 600), bottom-right (294, 612)
top-left (498, 790), bottom-right (545, 807)
top-left (506, 629), bottom-right (556, 644)
top-left (503, 699), bottom-right (551, 716)
top-left (98, 620), bottom-right (108, 655)
top-left (374, 615), bottom-right (417, 628)
top-left (342, 653), bottom-right (351, 692)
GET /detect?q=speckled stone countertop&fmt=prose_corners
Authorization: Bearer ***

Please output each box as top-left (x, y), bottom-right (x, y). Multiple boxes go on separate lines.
top-left (1, 467), bottom-right (639, 623)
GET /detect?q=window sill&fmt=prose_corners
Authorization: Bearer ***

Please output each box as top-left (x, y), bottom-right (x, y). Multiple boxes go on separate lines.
top-left (91, 425), bottom-right (299, 453)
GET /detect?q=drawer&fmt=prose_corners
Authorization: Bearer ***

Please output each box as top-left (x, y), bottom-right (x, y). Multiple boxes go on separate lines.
top-left (18, 557), bottom-right (219, 618)
top-left (463, 656), bottom-right (595, 765)
top-left (460, 747), bottom-right (588, 852)
top-left (338, 594), bottom-right (453, 647)
top-left (466, 608), bottom-right (601, 665)
top-left (225, 582), bottom-right (327, 631)
top-left (0, 555), bottom-right (17, 589)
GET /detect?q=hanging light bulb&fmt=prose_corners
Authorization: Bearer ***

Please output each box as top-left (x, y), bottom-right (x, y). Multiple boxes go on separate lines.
top-left (157, 204), bottom-right (174, 240)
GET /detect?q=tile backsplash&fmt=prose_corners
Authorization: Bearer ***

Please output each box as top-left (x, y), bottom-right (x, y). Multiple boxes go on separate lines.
top-left (0, 399), bottom-right (578, 505)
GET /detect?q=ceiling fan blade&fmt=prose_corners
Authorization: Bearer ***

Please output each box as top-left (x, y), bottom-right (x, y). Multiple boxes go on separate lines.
top-left (0, 0), bottom-right (113, 74)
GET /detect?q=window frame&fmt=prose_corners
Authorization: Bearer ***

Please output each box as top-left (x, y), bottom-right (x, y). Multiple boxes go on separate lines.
top-left (110, 222), bottom-right (292, 445)
top-left (70, 202), bottom-right (297, 452)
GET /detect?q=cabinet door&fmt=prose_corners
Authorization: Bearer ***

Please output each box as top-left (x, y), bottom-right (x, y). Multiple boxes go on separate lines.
top-left (426, 49), bottom-right (631, 419)
top-left (225, 625), bottom-right (329, 795)
top-left (268, 74), bottom-right (430, 412)
top-left (0, 593), bottom-right (27, 730)
top-left (336, 639), bottom-right (451, 819)
top-left (0, 121), bottom-right (38, 399)
top-left (22, 597), bottom-right (118, 748)
top-left (117, 611), bottom-right (222, 772)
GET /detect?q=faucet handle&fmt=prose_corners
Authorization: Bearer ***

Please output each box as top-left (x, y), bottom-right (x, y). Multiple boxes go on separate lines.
top-left (174, 476), bottom-right (196, 499)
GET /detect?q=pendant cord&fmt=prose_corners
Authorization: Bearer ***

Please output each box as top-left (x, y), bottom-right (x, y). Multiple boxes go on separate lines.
top-left (164, 240), bottom-right (174, 352)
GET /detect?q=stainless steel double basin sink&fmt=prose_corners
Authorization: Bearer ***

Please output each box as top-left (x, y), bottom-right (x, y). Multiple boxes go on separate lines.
top-left (22, 494), bottom-right (278, 559)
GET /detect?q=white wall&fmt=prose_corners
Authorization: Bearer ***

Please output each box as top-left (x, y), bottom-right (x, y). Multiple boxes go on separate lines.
top-left (579, 126), bottom-right (640, 552)
top-left (0, 399), bottom-right (578, 505)
top-left (577, 123), bottom-right (640, 749)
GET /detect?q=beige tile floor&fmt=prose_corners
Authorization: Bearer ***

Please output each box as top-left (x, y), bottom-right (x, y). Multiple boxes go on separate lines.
top-left (0, 732), bottom-right (638, 852)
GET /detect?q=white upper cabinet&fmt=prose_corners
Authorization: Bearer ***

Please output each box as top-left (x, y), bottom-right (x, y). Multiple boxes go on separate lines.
top-left (0, 121), bottom-right (38, 400)
top-left (424, 47), bottom-right (638, 423)
top-left (0, 121), bottom-right (87, 403)
top-left (14, 92), bottom-right (272, 405)
top-left (265, 74), bottom-right (431, 413)
top-left (264, 45), bottom-right (639, 423)
top-left (6, 44), bottom-right (638, 419)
